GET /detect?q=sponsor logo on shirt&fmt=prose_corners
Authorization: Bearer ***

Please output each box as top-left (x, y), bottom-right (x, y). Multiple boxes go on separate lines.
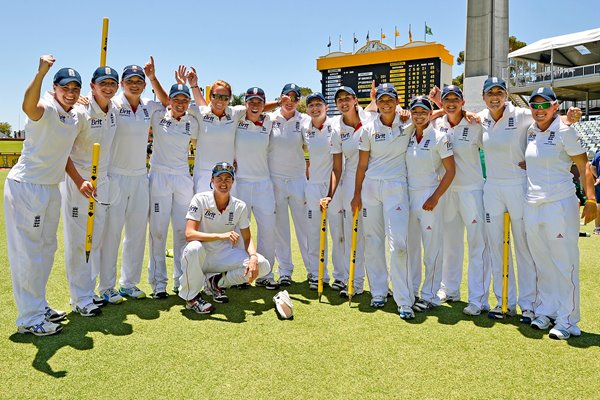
top-left (189, 205), bottom-right (198, 213)
top-left (72, 207), bottom-right (78, 218)
top-left (159, 118), bottom-right (172, 128)
top-left (445, 140), bottom-right (453, 150)
top-left (185, 122), bottom-right (191, 134)
top-left (119, 109), bottom-right (132, 117)
top-left (273, 121), bottom-right (281, 129)
top-left (59, 114), bottom-right (67, 123)
top-left (238, 121), bottom-right (250, 130)
top-left (295, 121), bottom-right (301, 131)
top-left (307, 130), bottom-right (316, 139)
top-left (110, 113), bottom-right (116, 126)
top-left (485, 213), bottom-right (491, 223)
top-left (374, 133), bottom-right (386, 142)
top-left (527, 132), bottom-right (536, 143)
top-left (482, 118), bottom-right (492, 128)
top-left (439, 127), bottom-right (449, 133)
top-left (204, 210), bottom-right (216, 220)
top-left (90, 118), bottom-right (103, 128)
top-left (154, 203), bottom-right (160, 213)
top-left (143, 108), bottom-right (150, 119)
top-left (341, 132), bottom-right (351, 141)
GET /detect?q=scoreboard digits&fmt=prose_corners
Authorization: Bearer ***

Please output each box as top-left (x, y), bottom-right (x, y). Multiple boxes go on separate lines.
top-left (322, 58), bottom-right (441, 114)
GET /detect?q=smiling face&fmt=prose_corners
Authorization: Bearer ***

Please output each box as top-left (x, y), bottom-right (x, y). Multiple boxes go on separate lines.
top-left (483, 87), bottom-right (507, 112)
top-left (121, 76), bottom-right (146, 98)
top-left (211, 173), bottom-right (234, 195)
top-left (441, 93), bottom-right (464, 117)
top-left (91, 79), bottom-right (118, 103)
top-left (245, 98), bottom-right (265, 118)
top-left (306, 99), bottom-right (327, 119)
top-left (529, 95), bottom-right (559, 128)
top-left (281, 91), bottom-right (300, 114)
top-left (376, 94), bottom-right (398, 116)
top-left (410, 106), bottom-right (432, 129)
top-left (210, 84), bottom-right (231, 115)
top-left (170, 94), bottom-right (191, 118)
top-left (335, 92), bottom-right (357, 115)
top-left (53, 82), bottom-right (81, 110)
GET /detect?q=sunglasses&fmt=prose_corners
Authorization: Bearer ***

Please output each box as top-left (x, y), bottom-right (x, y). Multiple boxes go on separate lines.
top-left (211, 93), bottom-right (230, 102)
top-left (529, 101), bottom-right (554, 109)
top-left (287, 95), bottom-right (300, 102)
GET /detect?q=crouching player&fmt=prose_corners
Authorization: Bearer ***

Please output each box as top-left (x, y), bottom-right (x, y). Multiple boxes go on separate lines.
top-left (179, 162), bottom-right (271, 313)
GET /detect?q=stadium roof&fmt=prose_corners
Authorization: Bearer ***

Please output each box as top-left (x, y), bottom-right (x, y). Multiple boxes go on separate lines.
top-left (508, 27), bottom-right (600, 66)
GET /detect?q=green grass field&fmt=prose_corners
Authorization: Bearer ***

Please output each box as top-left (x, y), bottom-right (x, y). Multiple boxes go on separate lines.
top-left (0, 139), bottom-right (24, 153)
top-left (1, 169), bottom-right (599, 399)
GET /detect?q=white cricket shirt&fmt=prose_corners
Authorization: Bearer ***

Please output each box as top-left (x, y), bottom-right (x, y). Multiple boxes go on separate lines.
top-left (149, 108), bottom-right (198, 175)
top-left (479, 102), bottom-right (531, 184)
top-left (8, 92), bottom-right (82, 185)
top-left (304, 117), bottom-right (334, 185)
top-left (235, 114), bottom-right (273, 181)
top-left (358, 114), bottom-right (410, 181)
top-left (435, 116), bottom-right (484, 191)
top-left (405, 123), bottom-right (453, 190)
top-left (525, 117), bottom-right (585, 204)
top-left (111, 92), bottom-right (162, 176)
top-left (268, 109), bottom-right (309, 179)
top-left (186, 191), bottom-right (250, 253)
top-left (189, 104), bottom-right (246, 172)
top-left (70, 94), bottom-right (118, 178)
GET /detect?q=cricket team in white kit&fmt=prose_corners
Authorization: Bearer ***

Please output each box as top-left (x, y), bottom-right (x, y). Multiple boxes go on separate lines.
top-left (5, 55), bottom-right (596, 341)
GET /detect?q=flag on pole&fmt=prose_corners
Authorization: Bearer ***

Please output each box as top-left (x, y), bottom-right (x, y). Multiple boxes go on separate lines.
top-left (366, 31), bottom-right (370, 41)
top-left (339, 35), bottom-right (342, 51)
top-left (409, 24), bottom-right (413, 43)
top-left (381, 29), bottom-right (386, 40)
top-left (353, 32), bottom-right (358, 52)
top-left (425, 23), bottom-right (433, 36)
top-left (353, 33), bottom-right (358, 44)
top-left (394, 26), bottom-right (399, 46)
top-left (327, 36), bottom-right (331, 50)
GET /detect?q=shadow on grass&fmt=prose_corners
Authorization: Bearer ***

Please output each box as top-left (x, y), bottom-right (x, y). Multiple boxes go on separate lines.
top-left (8, 295), bottom-right (183, 378)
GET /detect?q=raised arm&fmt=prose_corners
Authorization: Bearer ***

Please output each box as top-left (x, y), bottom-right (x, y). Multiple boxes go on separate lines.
top-left (186, 67), bottom-right (208, 107)
top-left (144, 56), bottom-right (169, 106)
top-left (23, 55), bottom-right (55, 121)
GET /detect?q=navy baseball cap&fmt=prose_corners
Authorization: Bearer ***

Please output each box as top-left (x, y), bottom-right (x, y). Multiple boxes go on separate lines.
top-left (409, 96), bottom-right (433, 111)
top-left (169, 84), bottom-right (191, 98)
top-left (483, 77), bottom-right (507, 93)
top-left (334, 86), bottom-right (356, 99)
top-left (441, 85), bottom-right (463, 99)
top-left (530, 87), bottom-right (557, 102)
top-left (245, 87), bottom-right (266, 102)
top-left (53, 68), bottom-right (82, 87)
top-left (306, 92), bottom-right (326, 104)
top-left (122, 65), bottom-right (145, 81)
top-left (212, 162), bottom-right (235, 179)
top-left (92, 66), bottom-right (119, 84)
top-left (375, 83), bottom-right (398, 100)
top-left (281, 83), bottom-right (301, 97)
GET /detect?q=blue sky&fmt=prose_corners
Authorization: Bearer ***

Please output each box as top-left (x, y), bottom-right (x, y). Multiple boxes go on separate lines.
top-left (1, 0), bottom-right (598, 130)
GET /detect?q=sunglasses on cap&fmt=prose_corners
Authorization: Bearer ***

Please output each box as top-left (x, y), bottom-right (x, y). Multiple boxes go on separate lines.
top-left (529, 101), bottom-right (555, 110)
top-left (211, 93), bottom-right (230, 102)
top-left (212, 162), bottom-right (235, 175)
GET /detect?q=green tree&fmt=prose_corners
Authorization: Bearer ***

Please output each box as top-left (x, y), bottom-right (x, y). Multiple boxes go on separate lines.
top-left (452, 73), bottom-right (464, 89)
top-left (509, 35), bottom-right (527, 52)
top-left (0, 122), bottom-right (12, 137)
top-left (456, 51), bottom-right (465, 66)
top-left (230, 93), bottom-right (244, 106)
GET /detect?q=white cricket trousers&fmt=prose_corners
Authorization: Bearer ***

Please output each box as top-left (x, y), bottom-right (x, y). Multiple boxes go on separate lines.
top-left (524, 196), bottom-right (581, 335)
top-left (340, 174), bottom-right (366, 290)
top-left (193, 168), bottom-right (212, 194)
top-left (5, 179), bottom-right (60, 327)
top-left (271, 176), bottom-right (309, 277)
top-left (441, 189), bottom-right (491, 309)
top-left (235, 179), bottom-right (276, 278)
top-left (178, 241), bottom-right (271, 300)
top-left (60, 175), bottom-right (109, 309)
top-left (407, 187), bottom-right (444, 305)
top-left (305, 181), bottom-right (344, 282)
top-left (483, 180), bottom-right (536, 311)
top-left (361, 177), bottom-right (412, 307)
top-left (148, 171), bottom-right (193, 293)
top-left (100, 173), bottom-right (149, 292)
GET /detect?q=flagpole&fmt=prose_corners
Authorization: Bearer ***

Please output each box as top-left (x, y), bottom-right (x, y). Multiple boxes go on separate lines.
top-left (424, 22), bottom-right (426, 42)
top-left (394, 25), bottom-right (397, 47)
top-left (353, 32), bottom-right (356, 52)
top-left (339, 34), bottom-right (341, 52)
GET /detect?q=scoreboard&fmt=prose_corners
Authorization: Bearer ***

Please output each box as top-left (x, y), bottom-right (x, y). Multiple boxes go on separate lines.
top-left (317, 41), bottom-right (453, 116)
top-left (323, 58), bottom-right (441, 114)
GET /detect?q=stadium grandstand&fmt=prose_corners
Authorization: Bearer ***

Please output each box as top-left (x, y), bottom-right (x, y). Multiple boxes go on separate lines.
top-left (506, 27), bottom-right (600, 159)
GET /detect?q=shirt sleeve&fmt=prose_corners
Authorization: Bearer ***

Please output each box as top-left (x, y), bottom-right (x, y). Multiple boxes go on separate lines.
top-left (561, 127), bottom-right (585, 156)
top-left (238, 201), bottom-right (250, 230)
top-left (186, 195), bottom-right (203, 221)
top-left (438, 131), bottom-right (454, 159)
top-left (330, 128), bottom-right (342, 154)
top-left (231, 105), bottom-right (247, 122)
top-left (358, 126), bottom-right (371, 152)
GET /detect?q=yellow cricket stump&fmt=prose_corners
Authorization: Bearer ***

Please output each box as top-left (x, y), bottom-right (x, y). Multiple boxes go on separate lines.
top-left (502, 212), bottom-right (510, 315)
top-left (205, 85), bottom-right (211, 103)
top-left (348, 209), bottom-right (359, 306)
top-left (317, 208), bottom-right (327, 302)
top-left (100, 18), bottom-right (109, 66)
top-left (85, 143), bottom-right (100, 262)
